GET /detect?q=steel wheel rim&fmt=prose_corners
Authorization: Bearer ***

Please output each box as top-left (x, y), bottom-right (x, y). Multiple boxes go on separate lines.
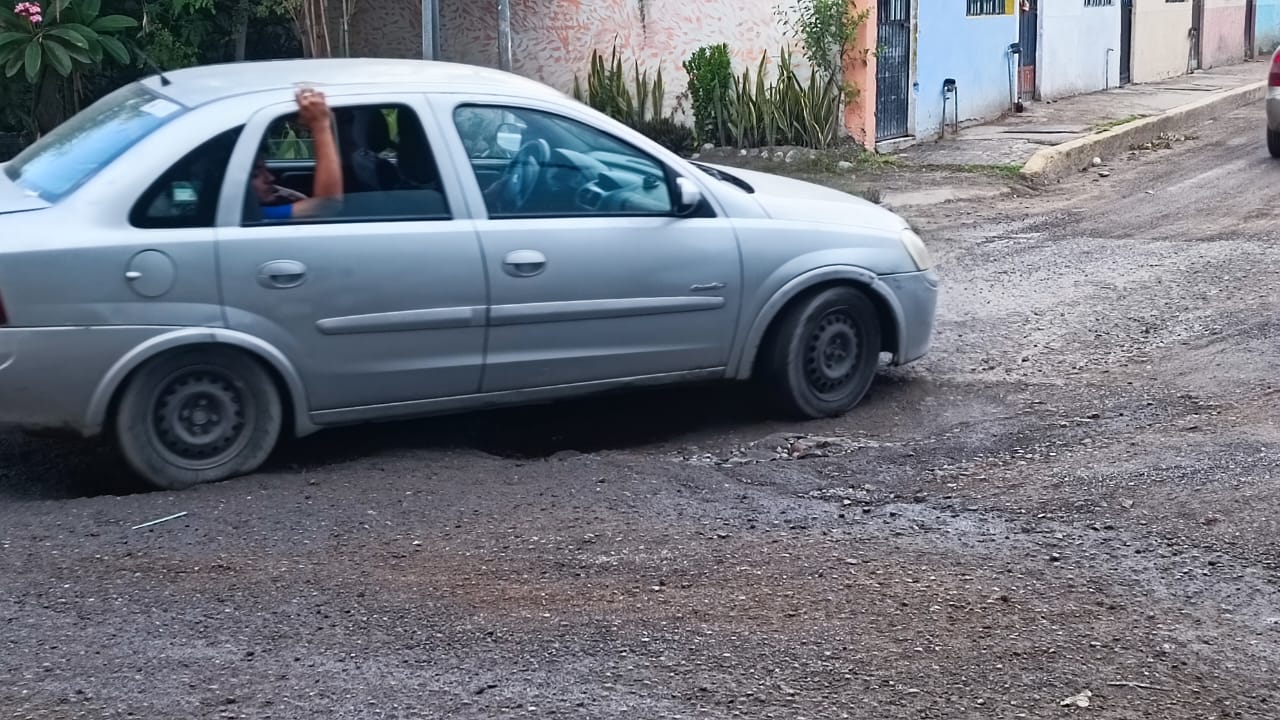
top-left (148, 366), bottom-right (253, 471)
top-left (803, 308), bottom-right (861, 400)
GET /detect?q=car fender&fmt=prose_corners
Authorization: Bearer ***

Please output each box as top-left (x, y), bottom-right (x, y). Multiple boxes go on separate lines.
top-left (84, 327), bottom-right (317, 437)
top-left (730, 263), bottom-right (907, 380)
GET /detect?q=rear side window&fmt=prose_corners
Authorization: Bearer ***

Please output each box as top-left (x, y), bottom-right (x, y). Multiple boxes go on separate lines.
top-left (4, 83), bottom-right (185, 202)
top-left (131, 127), bottom-right (244, 229)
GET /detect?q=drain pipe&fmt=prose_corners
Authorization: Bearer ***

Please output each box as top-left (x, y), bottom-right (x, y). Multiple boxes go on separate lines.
top-left (1105, 47), bottom-right (1115, 89)
top-left (1009, 42), bottom-right (1024, 112)
top-left (942, 78), bottom-right (957, 137)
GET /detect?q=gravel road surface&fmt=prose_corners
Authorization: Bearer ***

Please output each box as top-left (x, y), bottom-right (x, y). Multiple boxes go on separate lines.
top-left (2, 106), bottom-right (1277, 720)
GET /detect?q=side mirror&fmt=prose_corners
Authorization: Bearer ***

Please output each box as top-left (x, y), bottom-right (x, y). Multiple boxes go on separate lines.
top-left (495, 122), bottom-right (524, 153)
top-left (674, 176), bottom-right (703, 216)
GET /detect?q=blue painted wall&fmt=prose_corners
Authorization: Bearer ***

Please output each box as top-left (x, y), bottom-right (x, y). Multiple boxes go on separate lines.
top-left (1258, 0), bottom-right (1280, 54)
top-left (914, 3), bottom-right (1020, 140)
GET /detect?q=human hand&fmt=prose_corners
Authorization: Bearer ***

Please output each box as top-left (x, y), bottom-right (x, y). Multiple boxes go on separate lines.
top-left (295, 87), bottom-right (331, 129)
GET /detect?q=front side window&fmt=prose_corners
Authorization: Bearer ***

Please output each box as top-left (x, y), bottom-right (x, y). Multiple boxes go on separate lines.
top-left (4, 83), bottom-right (185, 202)
top-left (243, 102), bottom-right (450, 225)
top-left (453, 104), bottom-right (674, 219)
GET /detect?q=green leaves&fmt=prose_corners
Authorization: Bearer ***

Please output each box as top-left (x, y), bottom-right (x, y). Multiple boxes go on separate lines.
top-left (0, 0), bottom-right (140, 86)
top-left (22, 41), bottom-right (40, 82)
top-left (90, 15), bottom-right (139, 34)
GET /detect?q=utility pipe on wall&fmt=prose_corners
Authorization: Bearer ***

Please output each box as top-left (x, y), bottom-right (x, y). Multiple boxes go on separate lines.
top-left (498, 0), bottom-right (513, 71)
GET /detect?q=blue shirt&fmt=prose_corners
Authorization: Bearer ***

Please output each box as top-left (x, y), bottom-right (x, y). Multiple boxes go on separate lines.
top-left (262, 203), bottom-right (293, 220)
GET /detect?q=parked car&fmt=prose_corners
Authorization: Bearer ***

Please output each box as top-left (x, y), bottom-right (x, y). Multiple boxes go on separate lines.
top-left (1270, 47), bottom-right (1280, 158)
top-left (0, 59), bottom-right (938, 490)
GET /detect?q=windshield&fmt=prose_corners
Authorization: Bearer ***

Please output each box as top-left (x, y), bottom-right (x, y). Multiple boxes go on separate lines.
top-left (3, 83), bottom-right (185, 202)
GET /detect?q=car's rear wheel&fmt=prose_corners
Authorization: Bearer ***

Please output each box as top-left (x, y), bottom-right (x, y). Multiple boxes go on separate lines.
top-left (1269, 128), bottom-right (1280, 159)
top-left (114, 348), bottom-right (283, 490)
top-left (763, 286), bottom-right (882, 419)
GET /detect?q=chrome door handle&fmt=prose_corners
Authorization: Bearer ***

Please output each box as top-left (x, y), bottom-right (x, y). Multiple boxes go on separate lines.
top-left (502, 249), bottom-right (546, 278)
top-left (257, 259), bottom-right (308, 289)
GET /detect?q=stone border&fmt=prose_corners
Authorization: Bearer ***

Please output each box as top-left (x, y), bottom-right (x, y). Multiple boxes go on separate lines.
top-left (1021, 81), bottom-right (1268, 184)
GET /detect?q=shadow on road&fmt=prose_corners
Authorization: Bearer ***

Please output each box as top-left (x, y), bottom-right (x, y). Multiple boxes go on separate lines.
top-left (1, 380), bottom-right (779, 502)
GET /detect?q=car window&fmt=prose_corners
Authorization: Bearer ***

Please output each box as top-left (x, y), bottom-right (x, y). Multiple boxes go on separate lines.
top-left (131, 127), bottom-right (243, 229)
top-left (3, 83), bottom-right (185, 202)
top-left (453, 104), bottom-right (674, 220)
top-left (243, 103), bottom-right (450, 225)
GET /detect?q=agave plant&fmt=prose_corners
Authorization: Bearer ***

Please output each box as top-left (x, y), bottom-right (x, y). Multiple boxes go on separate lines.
top-left (0, 0), bottom-right (138, 84)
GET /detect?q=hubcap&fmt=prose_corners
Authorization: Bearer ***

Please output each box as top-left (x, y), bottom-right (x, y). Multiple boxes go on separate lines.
top-left (149, 369), bottom-right (251, 470)
top-left (804, 309), bottom-right (861, 399)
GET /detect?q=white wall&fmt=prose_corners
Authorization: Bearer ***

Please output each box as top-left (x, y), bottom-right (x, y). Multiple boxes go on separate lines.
top-left (1039, 0), bottom-right (1122, 99)
top-left (1132, 0), bottom-right (1193, 83)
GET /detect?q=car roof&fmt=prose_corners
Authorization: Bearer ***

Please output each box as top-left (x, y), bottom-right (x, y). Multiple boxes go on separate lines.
top-left (139, 58), bottom-right (568, 108)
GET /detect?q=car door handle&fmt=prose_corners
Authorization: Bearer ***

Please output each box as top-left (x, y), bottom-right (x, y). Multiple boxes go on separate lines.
top-left (502, 249), bottom-right (546, 278)
top-left (257, 259), bottom-right (308, 289)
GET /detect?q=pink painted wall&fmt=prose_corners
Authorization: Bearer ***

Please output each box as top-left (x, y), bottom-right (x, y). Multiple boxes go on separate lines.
top-left (1200, 0), bottom-right (1249, 68)
top-left (440, 0), bottom-right (797, 118)
top-left (842, 2), bottom-right (876, 147)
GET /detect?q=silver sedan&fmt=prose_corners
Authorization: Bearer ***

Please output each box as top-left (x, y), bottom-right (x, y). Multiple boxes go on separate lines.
top-left (0, 59), bottom-right (938, 489)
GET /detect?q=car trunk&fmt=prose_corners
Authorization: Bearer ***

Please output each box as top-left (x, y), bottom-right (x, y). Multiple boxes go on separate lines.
top-left (0, 167), bottom-right (50, 216)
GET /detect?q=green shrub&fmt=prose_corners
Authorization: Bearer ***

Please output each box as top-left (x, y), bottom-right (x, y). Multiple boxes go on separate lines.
top-left (682, 43), bottom-right (733, 146)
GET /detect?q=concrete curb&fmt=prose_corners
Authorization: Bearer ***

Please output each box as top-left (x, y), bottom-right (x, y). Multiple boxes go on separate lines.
top-left (1021, 81), bottom-right (1268, 184)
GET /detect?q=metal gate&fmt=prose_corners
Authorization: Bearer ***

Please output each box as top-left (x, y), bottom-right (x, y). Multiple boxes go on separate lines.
top-left (1120, 0), bottom-right (1133, 84)
top-left (875, 0), bottom-right (911, 142)
top-left (1018, 0), bottom-right (1038, 101)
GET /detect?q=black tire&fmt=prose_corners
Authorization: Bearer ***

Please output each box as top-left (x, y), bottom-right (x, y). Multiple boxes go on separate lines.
top-left (764, 285), bottom-right (882, 419)
top-left (1269, 129), bottom-right (1280, 159)
top-left (114, 347), bottom-right (283, 490)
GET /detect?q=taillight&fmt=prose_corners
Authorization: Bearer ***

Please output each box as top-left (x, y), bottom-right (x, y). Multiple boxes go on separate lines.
top-left (1271, 51), bottom-right (1280, 87)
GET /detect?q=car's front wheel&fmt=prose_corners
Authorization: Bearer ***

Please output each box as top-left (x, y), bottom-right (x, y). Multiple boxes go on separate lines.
top-left (764, 286), bottom-right (882, 419)
top-left (1269, 128), bottom-right (1280, 159)
top-left (114, 348), bottom-right (283, 490)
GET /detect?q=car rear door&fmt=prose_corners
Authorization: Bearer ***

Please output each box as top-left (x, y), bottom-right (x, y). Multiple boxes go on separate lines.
top-left (214, 92), bottom-right (488, 417)
top-left (429, 95), bottom-right (743, 394)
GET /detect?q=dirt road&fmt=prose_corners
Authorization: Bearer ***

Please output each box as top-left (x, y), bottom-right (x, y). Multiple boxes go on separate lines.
top-left (2, 106), bottom-right (1277, 720)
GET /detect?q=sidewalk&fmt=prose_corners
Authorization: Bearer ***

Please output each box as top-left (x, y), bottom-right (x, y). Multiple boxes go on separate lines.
top-left (895, 61), bottom-right (1268, 171)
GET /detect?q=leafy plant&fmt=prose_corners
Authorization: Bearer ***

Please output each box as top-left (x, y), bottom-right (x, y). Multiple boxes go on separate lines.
top-left (0, 0), bottom-right (139, 84)
top-left (573, 43), bottom-right (666, 127)
top-left (682, 42), bottom-right (732, 146)
top-left (776, 0), bottom-right (870, 82)
top-left (573, 44), bottom-right (694, 155)
top-left (722, 46), bottom-right (843, 150)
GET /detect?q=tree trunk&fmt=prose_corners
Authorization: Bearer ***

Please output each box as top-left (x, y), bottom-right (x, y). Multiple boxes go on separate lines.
top-left (233, 0), bottom-right (250, 61)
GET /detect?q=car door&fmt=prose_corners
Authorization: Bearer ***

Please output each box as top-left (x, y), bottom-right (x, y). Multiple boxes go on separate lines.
top-left (435, 97), bottom-right (742, 394)
top-left (215, 92), bottom-right (487, 414)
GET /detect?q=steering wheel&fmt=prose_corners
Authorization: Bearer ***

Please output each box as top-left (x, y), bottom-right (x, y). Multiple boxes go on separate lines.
top-left (502, 138), bottom-right (551, 211)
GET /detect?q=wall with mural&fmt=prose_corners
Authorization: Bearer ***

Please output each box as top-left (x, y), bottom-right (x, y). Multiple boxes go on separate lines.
top-left (1258, 0), bottom-right (1280, 54)
top-left (914, 5), bottom-right (1019, 141)
top-left (1038, 0), bottom-right (1120, 99)
top-left (1131, 0), bottom-right (1193, 84)
top-left (1200, 0), bottom-right (1248, 68)
top-left (348, 0), bottom-right (422, 59)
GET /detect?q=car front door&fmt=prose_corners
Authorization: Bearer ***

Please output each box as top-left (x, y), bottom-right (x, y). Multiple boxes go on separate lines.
top-left (434, 97), bottom-right (742, 393)
top-left (215, 93), bottom-right (487, 415)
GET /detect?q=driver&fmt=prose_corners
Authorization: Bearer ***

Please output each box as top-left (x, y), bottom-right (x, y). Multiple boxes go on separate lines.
top-left (251, 87), bottom-right (344, 220)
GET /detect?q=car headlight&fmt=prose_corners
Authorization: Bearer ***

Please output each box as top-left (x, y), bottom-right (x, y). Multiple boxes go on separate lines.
top-left (900, 228), bottom-right (933, 271)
